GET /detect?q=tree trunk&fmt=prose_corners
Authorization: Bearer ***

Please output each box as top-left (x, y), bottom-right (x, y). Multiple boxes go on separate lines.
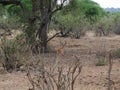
top-left (37, 14), bottom-right (51, 52)
top-left (38, 23), bottom-right (48, 52)
top-left (36, 0), bottom-right (65, 52)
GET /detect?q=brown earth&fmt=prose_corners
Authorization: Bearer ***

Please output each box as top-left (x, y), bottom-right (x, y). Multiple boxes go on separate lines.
top-left (0, 31), bottom-right (120, 90)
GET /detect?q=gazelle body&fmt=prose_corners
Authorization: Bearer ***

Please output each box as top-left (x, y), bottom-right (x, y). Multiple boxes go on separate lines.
top-left (57, 41), bottom-right (66, 56)
top-left (57, 46), bottom-right (65, 56)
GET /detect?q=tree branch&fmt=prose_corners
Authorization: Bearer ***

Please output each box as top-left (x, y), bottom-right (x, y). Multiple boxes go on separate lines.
top-left (51, 0), bottom-right (67, 15)
top-left (0, 0), bottom-right (20, 5)
top-left (47, 32), bottom-right (60, 42)
top-left (0, 0), bottom-right (27, 13)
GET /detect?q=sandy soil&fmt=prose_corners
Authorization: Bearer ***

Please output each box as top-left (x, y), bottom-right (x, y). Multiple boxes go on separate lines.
top-left (0, 32), bottom-right (120, 90)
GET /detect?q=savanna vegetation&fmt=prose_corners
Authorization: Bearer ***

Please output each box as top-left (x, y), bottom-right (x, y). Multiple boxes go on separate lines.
top-left (0, 0), bottom-right (120, 90)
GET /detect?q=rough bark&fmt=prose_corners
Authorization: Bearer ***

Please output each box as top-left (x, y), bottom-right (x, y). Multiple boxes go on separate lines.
top-left (37, 12), bottom-right (51, 52)
top-left (36, 0), bottom-right (67, 52)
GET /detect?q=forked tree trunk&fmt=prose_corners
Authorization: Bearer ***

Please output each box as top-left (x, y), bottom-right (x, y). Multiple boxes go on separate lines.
top-left (0, 0), bottom-right (66, 53)
top-left (36, 0), bottom-right (66, 52)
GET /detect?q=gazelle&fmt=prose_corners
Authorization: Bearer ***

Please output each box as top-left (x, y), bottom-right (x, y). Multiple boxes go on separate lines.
top-left (57, 41), bottom-right (67, 56)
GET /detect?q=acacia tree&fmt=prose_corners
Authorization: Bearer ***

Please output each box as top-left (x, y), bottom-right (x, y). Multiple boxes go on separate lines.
top-left (25, 0), bottom-right (68, 52)
top-left (35, 0), bottom-right (68, 52)
top-left (0, 0), bottom-right (68, 52)
top-left (52, 0), bottom-right (105, 38)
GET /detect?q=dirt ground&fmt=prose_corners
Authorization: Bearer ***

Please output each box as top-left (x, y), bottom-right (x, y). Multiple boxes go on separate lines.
top-left (0, 31), bottom-right (120, 90)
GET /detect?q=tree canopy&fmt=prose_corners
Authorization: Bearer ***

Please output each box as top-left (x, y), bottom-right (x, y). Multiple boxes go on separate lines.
top-left (0, 0), bottom-right (106, 50)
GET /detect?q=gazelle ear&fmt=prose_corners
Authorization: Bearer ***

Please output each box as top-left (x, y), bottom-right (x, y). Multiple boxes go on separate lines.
top-left (63, 41), bottom-right (67, 46)
top-left (59, 40), bottom-right (67, 46)
top-left (60, 40), bottom-right (62, 45)
top-left (59, 40), bottom-right (64, 45)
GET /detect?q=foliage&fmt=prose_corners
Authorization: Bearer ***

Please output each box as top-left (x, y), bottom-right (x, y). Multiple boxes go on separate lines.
top-left (0, 4), bottom-right (22, 34)
top-left (0, 0), bottom-right (106, 49)
top-left (1, 37), bottom-right (21, 71)
top-left (94, 12), bottom-right (120, 36)
top-left (52, 12), bottom-right (87, 38)
top-left (94, 15), bottom-right (114, 36)
top-left (95, 43), bottom-right (108, 66)
top-left (0, 34), bottom-right (29, 72)
top-left (112, 13), bottom-right (120, 34)
top-left (112, 48), bottom-right (120, 58)
top-left (96, 57), bottom-right (107, 66)
top-left (5, 0), bottom-right (32, 18)
top-left (51, 0), bottom-right (105, 38)
top-left (67, 0), bottom-right (105, 22)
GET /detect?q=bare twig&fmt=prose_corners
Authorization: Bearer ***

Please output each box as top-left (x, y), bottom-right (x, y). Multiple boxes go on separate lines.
top-left (27, 56), bottom-right (82, 90)
top-left (107, 52), bottom-right (113, 90)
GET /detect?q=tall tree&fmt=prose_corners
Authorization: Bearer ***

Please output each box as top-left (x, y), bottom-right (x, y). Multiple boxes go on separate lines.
top-left (35, 0), bottom-right (67, 52)
top-left (0, 0), bottom-right (68, 52)
top-left (52, 0), bottom-right (105, 38)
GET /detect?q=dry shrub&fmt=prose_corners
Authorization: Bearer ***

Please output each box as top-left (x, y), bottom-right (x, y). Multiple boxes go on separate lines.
top-left (95, 43), bottom-right (108, 66)
top-left (69, 28), bottom-right (86, 39)
top-left (0, 34), bottom-right (31, 72)
top-left (96, 57), bottom-right (107, 66)
top-left (112, 48), bottom-right (120, 59)
top-left (27, 56), bottom-right (82, 90)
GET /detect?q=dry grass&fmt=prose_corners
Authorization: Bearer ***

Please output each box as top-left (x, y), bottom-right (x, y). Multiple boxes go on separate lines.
top-left (0, 32), bottom-right (120, 90)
